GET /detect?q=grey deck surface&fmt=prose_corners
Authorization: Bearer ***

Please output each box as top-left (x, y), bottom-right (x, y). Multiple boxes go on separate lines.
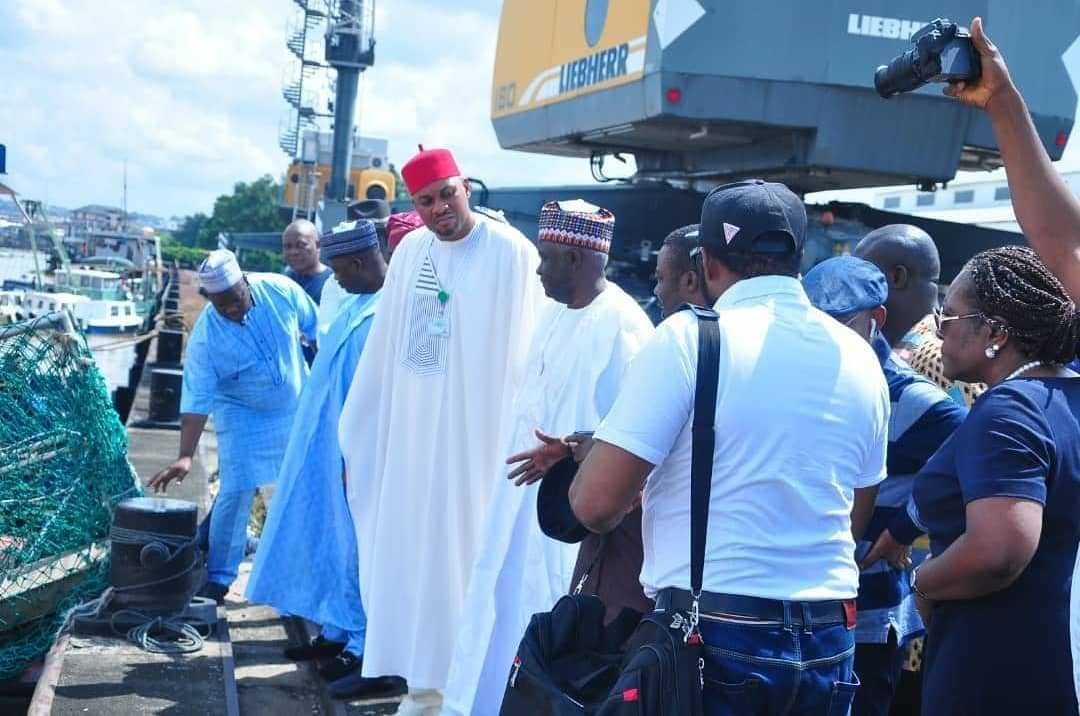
top-left (37, 277), bottom-right (407, 714)
top-left (48, 628), bottom-right (230, 716)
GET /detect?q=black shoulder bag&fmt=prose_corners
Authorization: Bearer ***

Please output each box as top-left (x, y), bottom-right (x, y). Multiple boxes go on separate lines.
top-left (500, 305), bottom-right (721, 715)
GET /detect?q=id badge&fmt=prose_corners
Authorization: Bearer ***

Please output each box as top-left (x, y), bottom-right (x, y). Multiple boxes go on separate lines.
top-left (429, 317), bottom-right (450, 336)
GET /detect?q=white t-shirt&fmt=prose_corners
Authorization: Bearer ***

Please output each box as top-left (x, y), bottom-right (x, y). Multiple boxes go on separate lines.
top-left (595, 276), bottom-right (889, 601)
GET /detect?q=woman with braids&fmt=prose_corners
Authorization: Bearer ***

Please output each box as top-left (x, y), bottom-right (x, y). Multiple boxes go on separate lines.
top-left (895, 245), bottom-right (1080, 715)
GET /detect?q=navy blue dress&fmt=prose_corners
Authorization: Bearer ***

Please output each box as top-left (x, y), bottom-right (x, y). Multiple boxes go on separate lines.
top-left (913, 378), bottom-right (1080, 715)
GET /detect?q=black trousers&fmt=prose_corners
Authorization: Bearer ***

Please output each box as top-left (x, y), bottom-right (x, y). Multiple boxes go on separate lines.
top-left (854, 630), bottom-right (905, 716)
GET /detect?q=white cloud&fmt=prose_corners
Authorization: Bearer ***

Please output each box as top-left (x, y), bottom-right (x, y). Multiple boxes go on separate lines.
top-left (0, 0), bottom-right (593, 219)
top-left (2, 0), bottom-right (296, 216)
top-left (5, 0), bottom-right (1080, 220)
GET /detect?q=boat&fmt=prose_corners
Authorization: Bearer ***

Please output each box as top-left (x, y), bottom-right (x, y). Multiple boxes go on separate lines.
top-left (73, 298), bottom-right (141, 333)
top-left (24, 289), bottom-right (140, 334)
top-left (0, 290), bottom-right (26, 325)
top-left (52, 268), bottom-right (143, 332)
top-left (25, 291), bottom-right (90, 320)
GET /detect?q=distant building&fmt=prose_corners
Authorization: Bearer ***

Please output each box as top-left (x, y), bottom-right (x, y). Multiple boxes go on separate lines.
top-left (126, 212), bottom-right (170, 232)
top-left (70, 205), bottom-right (124, 233)
top-left (874, 172), bottom-right (1080, 233)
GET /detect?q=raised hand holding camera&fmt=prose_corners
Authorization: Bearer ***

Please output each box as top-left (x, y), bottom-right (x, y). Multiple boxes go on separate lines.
top-left (875, 18), bottom-right (982, 98)
top-left (941, 17), bottom-right (1017, 112)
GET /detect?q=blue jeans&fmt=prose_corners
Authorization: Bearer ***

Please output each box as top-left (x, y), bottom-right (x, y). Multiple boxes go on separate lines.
top-left (207, 489), bottom-right (255, 586)
top-left (700, 605), bottom-right (858, 716)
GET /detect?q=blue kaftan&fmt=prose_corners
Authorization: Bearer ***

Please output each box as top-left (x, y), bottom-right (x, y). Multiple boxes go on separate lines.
top-left (180, 273), bottom-right (318, 493)
top-left (246, 290), bottom-right (381, 635)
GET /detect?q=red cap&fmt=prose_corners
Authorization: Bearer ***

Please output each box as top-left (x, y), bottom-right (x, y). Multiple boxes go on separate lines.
top-left (401, 145), bottom-right (461, 194)
top-left (387, 210), bottom-right (425, 251)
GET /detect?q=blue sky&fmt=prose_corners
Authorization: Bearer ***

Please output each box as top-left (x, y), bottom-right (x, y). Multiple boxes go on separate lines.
top-left (3, 1), bottom-right (1080, 218)
top-left (0, 0), bottom-right (594, 218)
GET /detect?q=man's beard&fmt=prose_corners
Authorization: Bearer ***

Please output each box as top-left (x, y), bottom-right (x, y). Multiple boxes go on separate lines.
top-left (434, 219), bottom-right (459, 238)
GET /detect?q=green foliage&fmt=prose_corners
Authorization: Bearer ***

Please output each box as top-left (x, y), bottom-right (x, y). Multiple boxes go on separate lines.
top-left (159, 234), bottom-right (209, 269)
top-left (173, 213), bottom-right (209, 248)
top-left (238, 249), bottom-right (284, 273)
top-left (194, 175), bottom-right (285, 249)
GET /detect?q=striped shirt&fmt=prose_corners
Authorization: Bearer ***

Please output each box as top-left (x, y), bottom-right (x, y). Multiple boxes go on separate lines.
top-left (854, 335), bottom-right (967, 644)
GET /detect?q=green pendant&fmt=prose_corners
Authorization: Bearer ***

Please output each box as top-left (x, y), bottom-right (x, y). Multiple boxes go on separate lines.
top-left (437, 290), bottom-right (450, 304)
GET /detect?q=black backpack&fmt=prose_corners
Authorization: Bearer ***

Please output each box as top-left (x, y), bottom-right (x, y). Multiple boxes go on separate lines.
top-left (499, 306), bottom-right (721, 715)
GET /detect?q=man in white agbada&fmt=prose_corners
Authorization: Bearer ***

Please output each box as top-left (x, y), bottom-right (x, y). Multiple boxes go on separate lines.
top-left (442, 200), bottom-right (654, 715)
top-left (338, 147), bottom-right (544, 715)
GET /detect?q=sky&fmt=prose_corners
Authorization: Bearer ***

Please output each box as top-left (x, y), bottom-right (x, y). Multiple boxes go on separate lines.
top-left (0, 0), bottom-right (596, 218)
top-left (3, 1), bottom-right (1080, 219)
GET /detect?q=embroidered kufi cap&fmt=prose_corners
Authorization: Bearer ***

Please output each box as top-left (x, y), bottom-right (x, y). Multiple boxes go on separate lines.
top-left (198, 249), bottom-right (243, 294)
top-left (537, 199), bottom-right (615, 255)
top-left (321, 220), bottom-right (379, 261)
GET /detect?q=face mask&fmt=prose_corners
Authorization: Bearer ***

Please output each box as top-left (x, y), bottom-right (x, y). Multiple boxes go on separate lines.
top-left (869, 318), bottom-right (879, 341)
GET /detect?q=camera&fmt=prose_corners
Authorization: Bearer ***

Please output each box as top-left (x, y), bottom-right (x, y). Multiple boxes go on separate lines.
top-left (874, 19), bottom-right (981, 99)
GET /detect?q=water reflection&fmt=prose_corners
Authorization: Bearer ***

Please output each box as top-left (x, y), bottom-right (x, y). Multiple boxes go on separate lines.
top-left (86, 333), bottom-right (136, 394)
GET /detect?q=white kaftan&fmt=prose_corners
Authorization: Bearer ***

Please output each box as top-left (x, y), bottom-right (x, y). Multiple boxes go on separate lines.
top-left (338, 217), bottom-right (544, 690)
top-left (443, 282), bottom-right (654, 715)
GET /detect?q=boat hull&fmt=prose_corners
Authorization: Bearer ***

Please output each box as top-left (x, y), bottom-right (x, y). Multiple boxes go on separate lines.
top-left (81, 322), bottom-right (141, 334)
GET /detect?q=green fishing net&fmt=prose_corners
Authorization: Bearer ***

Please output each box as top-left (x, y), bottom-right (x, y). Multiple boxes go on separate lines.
top-left (0, 315), bottom-right (140, 681)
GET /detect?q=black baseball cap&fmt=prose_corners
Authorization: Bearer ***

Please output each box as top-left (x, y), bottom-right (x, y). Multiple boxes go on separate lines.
top-left (700, 179), bottom-right (807, 255)
top-left (536, 457), bottom-right (589, 544)
top-left (347, 199), bottom-right (391, 222)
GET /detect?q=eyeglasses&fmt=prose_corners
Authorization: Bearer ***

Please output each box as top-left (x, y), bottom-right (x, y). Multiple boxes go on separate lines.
top-left (933, 306), bottom-right (990, 330)
top-left (841, 313), bottom-right (861, 327)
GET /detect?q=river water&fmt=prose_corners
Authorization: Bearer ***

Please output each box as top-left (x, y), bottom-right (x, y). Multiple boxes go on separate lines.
top-left (85, 333), bottom-right (137, 394)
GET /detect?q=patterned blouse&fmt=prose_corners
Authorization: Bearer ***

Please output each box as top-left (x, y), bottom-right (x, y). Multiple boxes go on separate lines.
top-left (894, 314), bottom-right (986, 408)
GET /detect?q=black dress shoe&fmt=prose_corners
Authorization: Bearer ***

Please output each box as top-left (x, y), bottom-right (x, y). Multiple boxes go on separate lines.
top-left (196, 582), bottom-right (229, 605)
top-left (284, 636), bottom-right (346, 661)
top-left (319, 651), bottom-right (362, 682)
top-left (328, 673), bottom-right (408, 700)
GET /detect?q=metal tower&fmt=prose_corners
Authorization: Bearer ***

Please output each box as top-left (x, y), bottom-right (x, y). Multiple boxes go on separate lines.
top-left (323, 0), bottom-right (375, 202)
top-left (278, 0), bottom-right (331, 158)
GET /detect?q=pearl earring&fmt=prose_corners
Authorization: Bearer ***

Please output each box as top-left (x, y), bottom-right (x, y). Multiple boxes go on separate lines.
top-left (985, 344), bottom-right (999, 359)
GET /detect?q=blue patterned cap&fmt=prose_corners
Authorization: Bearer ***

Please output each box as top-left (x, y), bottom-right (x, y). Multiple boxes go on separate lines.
top-left (537, 199), bottom-right (614, 254)
top-left (321, 219), bottom-right (378, 260)
top-left (803, 255), bottom-right (889, 317)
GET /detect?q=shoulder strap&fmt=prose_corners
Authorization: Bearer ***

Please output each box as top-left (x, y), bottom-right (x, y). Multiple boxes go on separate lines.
top-left (681, 304), bottom-right (721, 597)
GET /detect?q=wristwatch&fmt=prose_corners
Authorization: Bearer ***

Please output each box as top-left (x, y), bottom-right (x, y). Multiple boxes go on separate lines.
top-left (909, 565), bottom-right (930, 600)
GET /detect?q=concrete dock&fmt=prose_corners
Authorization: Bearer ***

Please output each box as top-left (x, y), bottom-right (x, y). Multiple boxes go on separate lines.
top-left (31, 270), bottom-right (403, 715)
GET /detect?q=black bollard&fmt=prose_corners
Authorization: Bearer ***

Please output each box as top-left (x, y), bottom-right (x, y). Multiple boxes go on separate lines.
top-left (109, 497), bottom-right (204, 612)
top-left (157, 329), bottom-right (184, 365)
top-left (148, 367), bottom-right (183, 425)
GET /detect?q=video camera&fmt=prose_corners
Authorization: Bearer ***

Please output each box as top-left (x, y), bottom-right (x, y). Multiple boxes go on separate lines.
top-left (874, 18), bottom-right (981, 99)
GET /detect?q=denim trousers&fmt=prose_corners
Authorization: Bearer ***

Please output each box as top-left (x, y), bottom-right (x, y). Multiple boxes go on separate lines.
top-left (207, 489), bottom-right (254, 586)
top-left (699, 604), bottom-right (858, 716)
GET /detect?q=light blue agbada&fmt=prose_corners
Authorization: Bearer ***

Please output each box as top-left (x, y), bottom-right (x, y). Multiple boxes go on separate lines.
top-left (246, 289), bottom-right (381, 633)
top-left (181, 273), bottom-right (318, 493)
